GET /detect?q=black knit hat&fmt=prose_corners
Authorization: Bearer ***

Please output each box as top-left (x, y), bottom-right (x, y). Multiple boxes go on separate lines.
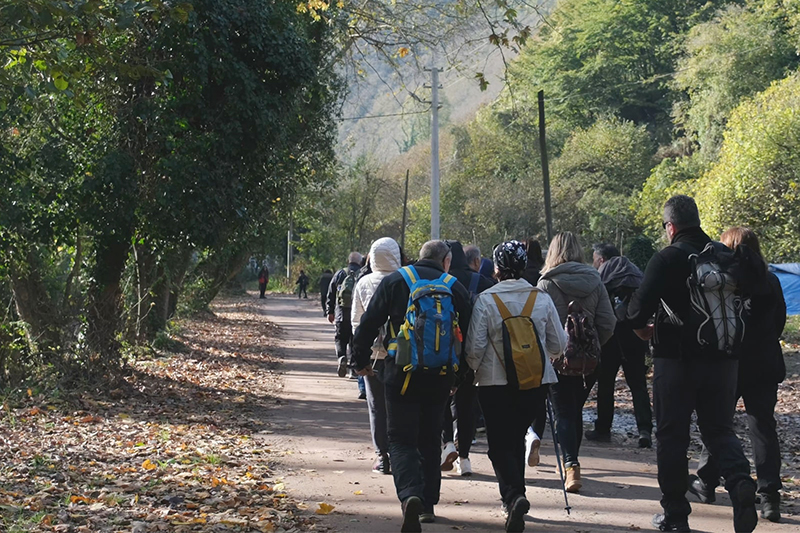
top-left (493, 240), bottom-right (528, 276)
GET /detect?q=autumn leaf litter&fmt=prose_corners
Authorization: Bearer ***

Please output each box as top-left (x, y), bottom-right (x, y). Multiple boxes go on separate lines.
top-left (0, 295), bottom-right (323, 532)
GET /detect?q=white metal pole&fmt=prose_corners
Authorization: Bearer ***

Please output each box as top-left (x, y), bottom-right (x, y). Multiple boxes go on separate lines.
top-left (430, 62), bottom-right (441, 240)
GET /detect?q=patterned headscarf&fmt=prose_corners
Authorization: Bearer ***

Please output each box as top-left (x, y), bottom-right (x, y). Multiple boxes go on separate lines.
top-left (493, 240), bottom-right (528, 276)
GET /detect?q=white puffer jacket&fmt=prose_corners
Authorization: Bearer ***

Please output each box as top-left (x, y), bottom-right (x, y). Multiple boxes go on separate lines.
top-left (466, 278), bottom-right (566, 387)
top-left (351, 237), bottom-right (402, 359)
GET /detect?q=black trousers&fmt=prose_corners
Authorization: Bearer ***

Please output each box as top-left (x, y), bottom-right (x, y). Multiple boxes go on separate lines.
top-left (549, 373), bottom-right (593, 466)
top-left (384, 359), bottom-right (451, 508)
top-left (697, 381), bottom-right (781, 495)
top-left (442, 369), bottom-right (477, 457)
top-left (259, 282), bottom-right (267, 298)
top-left (594, 332), bottom-right (653, 435)
top-left (479, 385), bottom-right (549, 508)
top-left (334, 317), bottom-right (352, 360)
top-left (653, 357), bottom-right (751, 520)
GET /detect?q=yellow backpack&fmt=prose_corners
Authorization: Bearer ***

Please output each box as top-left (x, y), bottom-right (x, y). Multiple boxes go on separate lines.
top-left (491, 291), bottom-right (546, 390)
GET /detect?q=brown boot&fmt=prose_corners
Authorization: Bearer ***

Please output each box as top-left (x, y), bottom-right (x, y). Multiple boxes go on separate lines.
top-left (565, 464), bottom-right (582, 493)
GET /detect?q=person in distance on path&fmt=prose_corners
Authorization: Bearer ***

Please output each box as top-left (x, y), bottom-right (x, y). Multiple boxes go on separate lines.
top-left (687, 227), bottom-right (786, 523)
top-left (258, 264), bottom-right (269, 299)
top-left (352, 240), bottom-right (472, 532)
top-left (466, 241), bottom-right (566, 532)
top-left (626, 195), bottom-right (758, 533)
top-left (296, 270), bottom-right (309, 299)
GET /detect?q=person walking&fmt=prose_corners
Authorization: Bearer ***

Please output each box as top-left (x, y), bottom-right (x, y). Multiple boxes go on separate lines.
top-left (440, 241), bottom-right (495, 476)
top-left (258, 265), bottom-right (269, 299)
top-left (352, 240), bottom-right (472, 532)
top-left (466, 241), bottom-right (567, 532)
top-left (327, 252), bottom-right (363, 378)
top-left (352, 238), bottom-right (403, 475)
top-left (626, 195), bottom-right (759, 532)
top-left (537, 231), bottom-right (616, 493)
top-left (687, 227), bottom-right (786, 523)
top-left (296, 270), bottom-right (309, 299)
top-left (319, 269), bottom-right (333, 317)
top-left (585, 243), bottom-right (653, 448)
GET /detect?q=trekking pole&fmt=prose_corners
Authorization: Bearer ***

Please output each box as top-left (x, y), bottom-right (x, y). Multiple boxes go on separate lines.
top-left (546, 393), bottom-right (572, 515)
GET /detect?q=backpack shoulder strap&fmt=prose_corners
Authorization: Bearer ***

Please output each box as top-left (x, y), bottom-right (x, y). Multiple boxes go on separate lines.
top-left (399, 266), bottom-right (418, 289)
top-left (491, 293), bottom-right (512, 320)
top-left (672, 241), bottom-right (699, 256)
top-left (439, 272), bottom-right (456, 289)
top-left (521, 290), bottom-right (539, 317)
top-left (469, 272), bottom-right (480, 294)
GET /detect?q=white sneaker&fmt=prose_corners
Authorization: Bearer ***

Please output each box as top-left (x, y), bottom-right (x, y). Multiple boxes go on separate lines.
top-left (440, 442), bottom-right (458, 471)
top-left (525, 428), bottom-right (541, 467)
top-left (456, 456), bottom-right (472, 476)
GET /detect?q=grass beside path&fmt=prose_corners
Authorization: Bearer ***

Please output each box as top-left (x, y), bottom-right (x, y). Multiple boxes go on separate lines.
top-left (0, 295), bottom-right (312, 533)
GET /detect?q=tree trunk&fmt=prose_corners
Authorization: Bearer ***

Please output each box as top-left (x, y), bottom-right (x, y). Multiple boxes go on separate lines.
top-left (86, 237), bottom-right (130, 370)
top-left (8, 249), bottom-right (61, 359)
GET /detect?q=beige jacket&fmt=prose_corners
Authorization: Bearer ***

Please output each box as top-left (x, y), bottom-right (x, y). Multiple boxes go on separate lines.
top-left (466, 279), bottom-right (566, 387)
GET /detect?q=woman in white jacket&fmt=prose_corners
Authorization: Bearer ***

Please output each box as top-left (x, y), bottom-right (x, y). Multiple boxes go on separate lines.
top-left (466, 241), bottom-right (567, 533)
top-left (351, 237), bottom-right (402, 475)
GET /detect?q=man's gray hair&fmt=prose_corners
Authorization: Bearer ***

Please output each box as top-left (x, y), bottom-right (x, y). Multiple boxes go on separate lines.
top-left (663, 194), bottom-right (701, 230)
top-left (348, 251), bottom-right (363, 264)
top-left (464, 245), bottom-right (481, 266)
top-left (419, 240), bottom-right (451, 264)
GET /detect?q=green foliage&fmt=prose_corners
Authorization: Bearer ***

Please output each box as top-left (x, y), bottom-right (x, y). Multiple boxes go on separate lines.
top-left (673, 3), bottom-right (799, 161)
top-left (696, 73), bottom-right (800, 262)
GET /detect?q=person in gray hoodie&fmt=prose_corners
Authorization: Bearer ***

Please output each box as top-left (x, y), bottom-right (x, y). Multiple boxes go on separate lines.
top-left (537, 232), bottom-right (616, 493)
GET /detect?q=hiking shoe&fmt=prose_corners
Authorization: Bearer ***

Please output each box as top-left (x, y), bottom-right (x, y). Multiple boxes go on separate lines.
top-left (652, 514), bottom-right (690, 532)
top-left (525, 428), bottom-right (540, 467)
top-left (372, 454), bottom-right (390, 475)
top-left (504, 495), bottom-right (530, 532)
top-left (687, 474), bottom-right (716, 504)
top-left (585, 429), bottom-right (611, 442)
top-left (358, 390), bottom-right (367, 400)
top-left (336, 356), bottom-right (348, 378)
top-left (456, 456), bottom-right (472, 476)
top-left (638, 433), bottom-right (652, 448)
top-left (761, 491), bottom-right (780, 523)
top-left (401, 496), bottom-right (423, 533)
top-left (419, 506), bottom-right (435, 524)
top-left (731, 478), bottom-right (757, 533)
top-left (441, 441), bottom-right (458, 471)
top-left (565, 464), bottom-right (582, 493)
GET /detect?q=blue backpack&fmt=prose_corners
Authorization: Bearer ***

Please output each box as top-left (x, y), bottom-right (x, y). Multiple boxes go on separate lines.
top-left (388, 266), bottom-right (462, 393)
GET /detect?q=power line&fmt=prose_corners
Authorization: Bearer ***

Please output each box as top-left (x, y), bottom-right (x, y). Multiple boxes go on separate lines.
top-left (338, 109), bottom-right (430, 121)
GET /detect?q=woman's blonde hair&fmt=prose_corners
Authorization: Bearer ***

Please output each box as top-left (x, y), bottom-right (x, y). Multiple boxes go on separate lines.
top-left (541, 231), bottom-right (584, 273)
top-left (720, 226), bottom-right (764, 260)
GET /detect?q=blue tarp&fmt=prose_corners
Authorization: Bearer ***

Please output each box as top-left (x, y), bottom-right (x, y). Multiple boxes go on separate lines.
top-left (770, 263), bottom-right (800, 316)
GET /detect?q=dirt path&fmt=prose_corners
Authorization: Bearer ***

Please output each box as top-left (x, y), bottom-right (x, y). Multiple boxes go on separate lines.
top-left (259, 293), bottom-right (797, 532)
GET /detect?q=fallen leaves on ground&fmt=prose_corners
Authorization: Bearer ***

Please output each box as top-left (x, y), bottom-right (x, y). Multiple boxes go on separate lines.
top-left (0, 294), bottom-right (318, 532)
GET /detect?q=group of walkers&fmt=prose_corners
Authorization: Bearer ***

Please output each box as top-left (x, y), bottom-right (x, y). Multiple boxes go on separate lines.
top-left (312, 194), bottom-right (785, 533)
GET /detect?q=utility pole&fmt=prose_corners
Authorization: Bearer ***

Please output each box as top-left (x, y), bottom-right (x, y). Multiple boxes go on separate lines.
top-left (286, 216), bottom-right (293, 278)
top-left (538, 90), bottom-right (554, 242)
top-left (401, 169), bottom-right (409, 250)
top-left (426, 59), bottom-right (443, 240)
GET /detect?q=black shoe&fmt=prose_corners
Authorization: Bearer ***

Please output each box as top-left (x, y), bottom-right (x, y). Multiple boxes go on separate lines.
top-left (761, 491), bottom-right (780, 523)
top-left (638, 433), bottom-right (652, 448)
top-left (585, 429), bottom-right (611, 442)
top-left (358, 390), bottom-right (367, 400)
top-left (687, 474), bottom-right (716, 504)
top-left (419, 505), bottom-right (435, 524)
top-left (731, 478), bottom-right (757, 533)
top-left (504, 495), bottom-right (530, 532)
top-left (652, 514), bottom-right (690, 532)
top-left (401, 496), bottom-right (423, 533)
top-left (337, 356), bottom-right (348, 378)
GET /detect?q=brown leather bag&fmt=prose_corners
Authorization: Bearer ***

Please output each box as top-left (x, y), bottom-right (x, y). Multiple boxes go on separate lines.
top-left (553, 301), bottom-right (601, 377)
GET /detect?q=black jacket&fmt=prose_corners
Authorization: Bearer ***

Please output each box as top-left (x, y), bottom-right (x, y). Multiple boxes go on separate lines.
top-left (352, 259), bottom-right (473, 374)
top-left (445, 241), bottom-right (496, 296)
top-left (599, 256), bottom-right (647, 358)
top-left (739, 272), bottom-right (786, 386)
top-left (319, 272), bottom-right (333, 297)
top-left (326, 262), bottom-right (360, 320)
top-left (626, 226), bottom-right (715, 359)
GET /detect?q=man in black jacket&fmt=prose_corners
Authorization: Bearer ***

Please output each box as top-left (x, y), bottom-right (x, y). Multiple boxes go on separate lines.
top-left (353, 240), bottom-right (472, 531)
top-left (626, 195), bottom-right (757, 533)
top-left (440, 241), bottom-right (495, 476)
top-left (327, 252), bottom-right (363, 377)
top-left (585, 244), bottom-right (653, 448)
top-left (319, 269), bottom-right (333, 317)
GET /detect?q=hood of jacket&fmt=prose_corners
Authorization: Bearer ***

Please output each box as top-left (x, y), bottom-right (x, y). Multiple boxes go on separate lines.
top-left (445, 240), bottom-right (469, 271)
top-left (369, 237), bottom-right (401, 275)
top-left (540, 261), bottom-right (602, 298)
top-left (598, 256), bottom-right (643, 291)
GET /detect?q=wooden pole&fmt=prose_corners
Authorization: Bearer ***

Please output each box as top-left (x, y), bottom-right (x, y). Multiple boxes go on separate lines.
top-left (538, 90), bottom-right (554, 242)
